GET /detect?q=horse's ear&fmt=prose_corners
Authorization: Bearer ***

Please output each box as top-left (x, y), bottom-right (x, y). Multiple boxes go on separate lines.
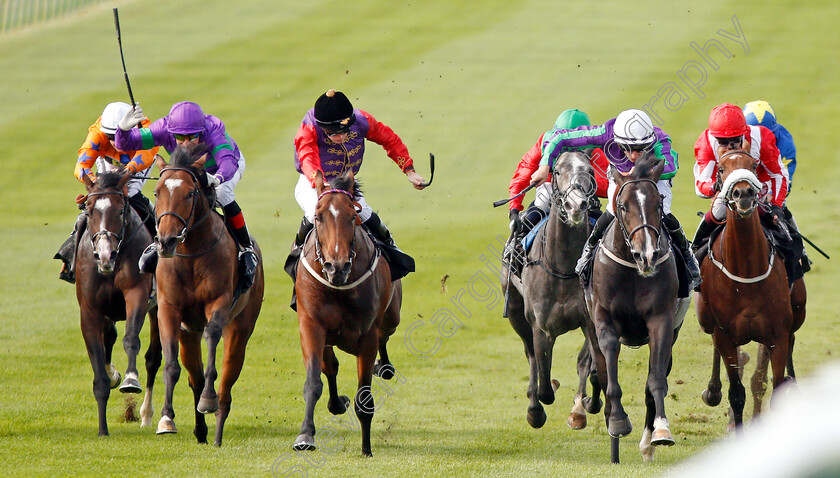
top-left (117, 169), bottom-right (132, 190)
top-left (346, 170), bottom-right (356, 194)
top-left (192, 154), bottom-right (207, 170)
top-left (155, 153), bottom-right (168, 171)
top-left (82, 173), bottom-right (94, 191)
top-left (650, 157), bottom-right (666, 180)
top-left (610, 165), bottom-right (627, 185)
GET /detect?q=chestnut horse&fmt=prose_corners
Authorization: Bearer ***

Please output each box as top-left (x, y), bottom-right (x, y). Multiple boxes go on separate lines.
top-left (584, 153), bottom-right (686, 463)
top-left (152, 144), bottom-right (264, 446)
top-left (695, 150), bottom-right (806, 431)
top-left (293, 171), bottom-right (401, 457)
top-left (502, 151), bottom-right (601, 431)
top-left (75, 169), bottom-right (157, 435)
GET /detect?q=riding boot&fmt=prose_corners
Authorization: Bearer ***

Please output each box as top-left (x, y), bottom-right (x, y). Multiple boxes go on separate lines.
top-left (691, 211), bottom-right (718, 264)
top-left (222, 202), bottom-right (258, 290)
top-left (138, 243), bottom-right (158, 274)
top-left (576, 211), bottom-right (613, 284)
top-left (284, 217), bottom-right (313, 281)
top-left (521, 204), bottom-right (546, 234)
top-left (54, 212), bottom-right (87, 284)
top-left (784, 205), bottom-right (811, 273)
top-left (128, 192), bottom-right (157, 238)
top-left (363, 212), bottom-right (396, 248)
top-left (664, 213), bottom-right (702, 291)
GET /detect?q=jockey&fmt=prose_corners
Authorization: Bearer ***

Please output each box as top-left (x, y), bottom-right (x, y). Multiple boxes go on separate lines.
top-left (691, 103), bottom-right (807, 277)
top-left (285, 89), bottom-right (427, 284)
top-left (115, 101), bottom-right (259, 289)
top-left (743, 100), bottom-right (809, 271)
top-left (505, 108), bottom-right (609, 267)
top-left (532, 109), bottom-right (701, 290)
top-left (54, 102), bottom-right (160, 283)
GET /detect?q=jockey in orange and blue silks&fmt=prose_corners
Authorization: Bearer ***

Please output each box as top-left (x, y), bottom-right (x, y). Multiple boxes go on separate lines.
top-left (115, 101), bottom-right (258, 288)
top-left (743, 100), bottom-right (797, 193)
top-left (54, 102), bottom-right (160, 284)
top-left (531, 109), bottom-right (701, 290)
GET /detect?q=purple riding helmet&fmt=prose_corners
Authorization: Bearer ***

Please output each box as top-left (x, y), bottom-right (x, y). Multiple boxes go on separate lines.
top-left (167, 101), bottom-right (206, 135)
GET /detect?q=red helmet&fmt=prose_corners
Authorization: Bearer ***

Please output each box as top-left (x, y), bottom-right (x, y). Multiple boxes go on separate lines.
top-left (708, 103), bottom-right (748, 138)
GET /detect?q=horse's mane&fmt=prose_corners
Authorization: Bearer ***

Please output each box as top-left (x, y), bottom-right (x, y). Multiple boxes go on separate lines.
top-left (331, 175), bottom-right (363, 201)
top-left (96, 170), bottom-right (125, 190)
top-left (631, 151), bottom-right (662, 180)
top-left (169, 143), bottom-right (211, 189)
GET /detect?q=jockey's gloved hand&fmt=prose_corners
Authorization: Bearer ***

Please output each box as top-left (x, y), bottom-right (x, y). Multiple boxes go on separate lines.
top-left (206, 172), bottom-right (222, 188)
top-left (509, 209), bottom-right (522, 233)
top-left (118, 104), bottom-right (144, 131)
top-left (768, 204), bottom-right (785, 226)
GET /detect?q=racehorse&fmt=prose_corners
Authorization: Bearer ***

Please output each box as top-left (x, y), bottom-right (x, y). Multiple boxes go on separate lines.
top-left (292, 171), bottom-right (401, 457)
top-left (584, 153), bottom-right (684, 463)
top-left (502, 151), bottom-right (601, 431)
top-left (695, 150), bottom-right (806, 431)
top-left (152, 143), bottom-right (264, 446)
top-left (75, 168), bottom-right (156, 436)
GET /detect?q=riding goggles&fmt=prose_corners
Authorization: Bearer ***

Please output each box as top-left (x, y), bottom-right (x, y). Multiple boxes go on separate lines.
top-left (173, 132), bottom-right (202, 142)
top-left (715, 136), bottom-right (743, 148)
top-left (317, 114), bottom-right (356, 135)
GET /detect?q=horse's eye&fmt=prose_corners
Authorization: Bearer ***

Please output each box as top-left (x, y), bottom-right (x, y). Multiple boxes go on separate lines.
top-left (188, 191), bottom-right (195, 198)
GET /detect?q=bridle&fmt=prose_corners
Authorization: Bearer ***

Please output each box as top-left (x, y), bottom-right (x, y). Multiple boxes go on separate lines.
top-left (86, 189), bottom-right (130, 262)
top-left (550, 167), bottom-right (597, 224)
top-left (718, 150), bottom-right (761, 215)
top-left (311, 188), bottom-right (360, 268)
top-left (155, 166), bottom-right (222, 257)
top-left (614, 178), bottom-right (665, 256)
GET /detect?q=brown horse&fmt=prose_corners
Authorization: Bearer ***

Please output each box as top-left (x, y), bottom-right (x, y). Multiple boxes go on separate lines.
top-left (502, 151), bottom-right (601, 431)
top-left (585, 153), bottom-right (685, 463)
top-left (293, 171), bottom-right (401, 457)
top-left (152, 144), bottom-right (264, 446)
top-left (75, 169), bottom-right (157, 435)
top-left (696, 150), bottom-right (806, 431)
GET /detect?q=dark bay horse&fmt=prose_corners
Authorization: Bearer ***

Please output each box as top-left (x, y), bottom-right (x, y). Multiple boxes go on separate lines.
top-left (584, 154), bottom-right (684, 463)
top-left (75, 169), bottom-right (157, 435)
top-left (502, 151), bottom-right (601, 430)
top-left (293, 171), bottom-right (401, 457)
top-left (696, 150), bottom-right (806, 431)
top-left (152, 144), bottom-right (264, 446)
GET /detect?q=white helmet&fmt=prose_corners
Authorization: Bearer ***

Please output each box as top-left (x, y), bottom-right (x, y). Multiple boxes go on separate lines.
top-left (613, 109), bottom-right (656, 145)
top-left (100, 102), bottom-right (132, 135)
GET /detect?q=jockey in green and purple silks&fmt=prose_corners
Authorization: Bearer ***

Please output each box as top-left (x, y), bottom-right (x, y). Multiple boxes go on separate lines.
top-left (531, 109), bottom-right (700, 290)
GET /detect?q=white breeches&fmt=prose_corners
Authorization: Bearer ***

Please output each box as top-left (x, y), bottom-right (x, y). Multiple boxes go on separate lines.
top-left (606, 175), bottom-right (673, 215)
top-left (295, 174), bottom-right (372, 223)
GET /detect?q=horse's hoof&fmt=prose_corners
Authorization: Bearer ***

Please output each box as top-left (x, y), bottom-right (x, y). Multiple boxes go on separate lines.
top-left (566, 412), bottom-right (587, 430)
top-left (156, 416), bottom-right (177, 434)
top-left (608, 416), bottom-right (632, 438)
top-left (701, 388), bottom-right (722, 407)
top-left (328, 395), bottom-right (351, 415)
top-left (107, 364), bottom-right (121, 389)
top-left (119, 376), bottom-right (142, 394)
top-left (293, 434), bottom-right (316, 451)
top-left (527, 405), bottom-right (547, 429)
top-left (583, 396), bottom-right (602, 414)
top-left (197, 396), bottom-right (219, 414)
top-left (550, 379), bottom-right (560, 392)
top-left (373, 360), bottom-right (395, 380)
top-left (651, 427), bottom-right (675, 446)
top-left (362, 448), bottom-right (373, 457)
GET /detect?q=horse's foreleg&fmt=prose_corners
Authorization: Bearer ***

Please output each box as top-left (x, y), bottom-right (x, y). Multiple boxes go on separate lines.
top-left (141, 305), bottom-right (161, 427)
top-left (198, 307), bottom-right (230, 415)
top-left (645, 318), bottom-right (675, 448)
top-left (81, 311), bottom-right (112, 436)
top-left (294, 320), bottom-right (325, 451)
top-left (714, 330), bottom-right (745, 434)
top-left (179, 330), bottom-right (207, 444)
top-left (119, 290), bottom-right (148, 394)
top-left (751, 344), bottom-right (770, 418)
top-left (568, 335), bottom-right (590, 430)
top-left (354, 330), bottom-right (379, 457)
top-left (156, 307), bottom-right (181, 436)
top-left (323, 346), bottom-right (349, 415)
top-left (768, 333), bottom-right (792, 409)
top-left (104, 321), bottom-right (120, 388)
top-left (213, 318), bottom-right (254, 447)
top-left (533, 328), bottom-right (557, 406)
top-left (374, 286), bottom-right (401, 380)
top-left (702, 341), bottom-right (723, 407)
top-left (593, 315), bottom-right (630, 439)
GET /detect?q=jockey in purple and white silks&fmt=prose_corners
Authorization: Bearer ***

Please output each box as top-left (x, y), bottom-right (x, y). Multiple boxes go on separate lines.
top-left (116, 101), bottom-right (258, 289)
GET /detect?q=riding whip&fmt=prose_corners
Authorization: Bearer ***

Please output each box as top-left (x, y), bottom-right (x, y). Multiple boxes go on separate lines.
top-left (113, 8), bottom-right (136, 107)
top-left (418, 153), bottom-right (435, 188)
top-left (493, 182), bottom-right (537, 208)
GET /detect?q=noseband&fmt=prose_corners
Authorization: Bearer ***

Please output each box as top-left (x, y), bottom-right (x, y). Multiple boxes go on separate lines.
top-left (86, 189), bottom-right (130, 261)
top-left (156, 167), bottom-right (213, 245)
top-left (718, 151), bottom-right (761, 215)
top-left (614, 178), bottom-right (664, 254)
top-left (312, 189), bottom-right (359, 268)
top-left (550, 169), bottom-right (596, 223)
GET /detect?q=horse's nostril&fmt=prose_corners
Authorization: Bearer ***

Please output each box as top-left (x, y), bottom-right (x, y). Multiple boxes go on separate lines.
top-left (632, 252), bottom-right (642, 263)
top-left (341, 262), bottom-right (352, 275)
top-left (323, 262), bottom-right (335, 274)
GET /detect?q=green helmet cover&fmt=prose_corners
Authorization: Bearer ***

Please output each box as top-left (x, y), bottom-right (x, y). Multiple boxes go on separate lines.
top-left (554, 109), bottom-right (590, 130)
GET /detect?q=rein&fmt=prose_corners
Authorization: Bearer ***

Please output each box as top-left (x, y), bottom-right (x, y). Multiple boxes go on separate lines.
top-left (602, 178), bottom-right (670, 268)
top-left (156, 166), bottom-right (223, 258)
top-left (85, 189), bottom-right (130, 261)
top-left (708, 217), bottom-right (777, 284)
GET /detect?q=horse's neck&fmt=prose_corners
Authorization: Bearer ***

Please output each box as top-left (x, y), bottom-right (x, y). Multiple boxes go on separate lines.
top-left (718, 211), bottom-right (771, 274)
top-left (541, 209), bottom-right (588, 267)
top-left (604, 221), bottom-right (631, 258)
top-left (181, 204), bottom-right (224, 252)
top-left (351, 227), bottom-right (377, 269)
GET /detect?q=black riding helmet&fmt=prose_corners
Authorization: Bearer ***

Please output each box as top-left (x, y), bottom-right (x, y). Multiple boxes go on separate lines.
top-left (314, 89), bottom-right (356, 134)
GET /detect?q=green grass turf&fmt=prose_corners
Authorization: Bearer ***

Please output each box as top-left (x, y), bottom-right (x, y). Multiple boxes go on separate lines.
top-left (1, 0), bottom-right (838, 476)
